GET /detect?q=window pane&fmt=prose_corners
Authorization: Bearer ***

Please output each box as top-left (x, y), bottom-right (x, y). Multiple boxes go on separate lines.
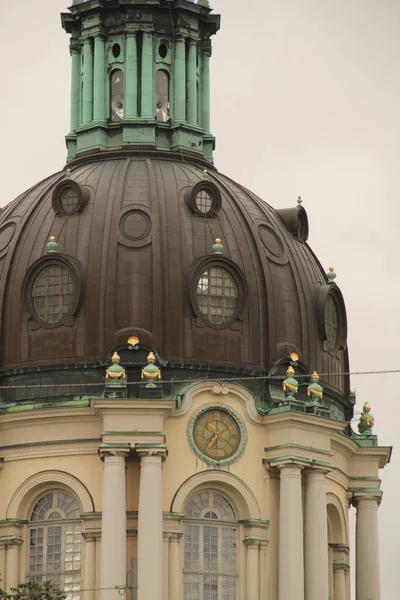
top-left (183, 490), bottom-right (237, 600)
top-left (196, 268), bottom-right (238, 325)
top-left (155, 70), bottom-right (170, 122)
top-left (111, 70), bottom-right (124, 121)
top-left (325, 295), bottom-right (339, 351)
top-left (32, 267), bottom-right (74, 324)
top-left (29, 491), bottom-right (81, 600)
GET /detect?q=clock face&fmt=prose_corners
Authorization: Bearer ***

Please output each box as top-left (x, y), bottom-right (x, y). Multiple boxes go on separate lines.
top-left (193, 408), bottom-right (241, 461)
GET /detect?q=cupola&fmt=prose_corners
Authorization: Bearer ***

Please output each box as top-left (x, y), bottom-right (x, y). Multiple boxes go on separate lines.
top-left (61, 0), bottom-right (220, 162)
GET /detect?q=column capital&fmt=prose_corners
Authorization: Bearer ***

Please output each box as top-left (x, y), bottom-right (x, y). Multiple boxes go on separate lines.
top-left (243, 537), bottom-right (268, 549)
top-left (333, 560), bottom-right (350, 573)
top-left (82, 532), bottom-right (98, 542)
top-left (0, 538), bottom-right (22, 549)
top-left (136, 445), bottom-right (167, 461)
top-left (98, 444), bottom-right (130, 461)
top-left (303, 464), bottom-right (332, 479)
top-left (274, 459), bottom-right (309, 472)
top-left (164, 532), bottom-right (183, 543)
top-left (352, 492), bottom-right (382, 507)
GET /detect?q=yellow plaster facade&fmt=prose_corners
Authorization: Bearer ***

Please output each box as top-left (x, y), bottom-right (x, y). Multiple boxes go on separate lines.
top-left (0, 382), bottom-right (390, 600)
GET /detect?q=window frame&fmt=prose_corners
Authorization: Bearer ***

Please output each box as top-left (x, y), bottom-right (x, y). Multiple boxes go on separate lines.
top-left (27, 490), bottom-right (82, 600)
top-left (316, 283), bottom-right (347, 353)
top-left (183, 490), bottom-right (239, 600)
top-left (185, 181), bottom-right (222, 218)
top-left (52, 180), bottom-right (90, 217)
top-left (22, 255), bottom-right (83, 329)
top-left (188, 257), bottom-right (246, 330)
top-left (110, 68), bottom-right (125, 122)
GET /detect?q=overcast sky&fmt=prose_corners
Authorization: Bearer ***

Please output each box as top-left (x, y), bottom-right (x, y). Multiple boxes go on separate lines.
top-left (0, 0), bottom-right (399, 597)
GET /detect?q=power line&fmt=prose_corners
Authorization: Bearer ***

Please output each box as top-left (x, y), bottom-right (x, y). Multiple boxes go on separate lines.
top-left (0, 369), bottom-right (398, 390)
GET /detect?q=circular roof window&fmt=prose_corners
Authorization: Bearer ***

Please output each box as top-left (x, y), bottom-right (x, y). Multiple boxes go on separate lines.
top-left (60, 188), bottom-right (79, 215)
top-left (195, 189), bottom-right (213, 214)
top-left (185, 181), bottom-right (222, 218)
top-left (52, 180), bottom-right (90, 216)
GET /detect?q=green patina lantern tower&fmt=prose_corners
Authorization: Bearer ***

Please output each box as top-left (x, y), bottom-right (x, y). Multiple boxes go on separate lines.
top-left (62, 0), bottom-right (219, 162)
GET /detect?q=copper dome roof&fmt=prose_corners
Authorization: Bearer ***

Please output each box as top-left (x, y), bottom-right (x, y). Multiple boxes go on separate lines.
top-left (0, 152), bottom-right (350, 413)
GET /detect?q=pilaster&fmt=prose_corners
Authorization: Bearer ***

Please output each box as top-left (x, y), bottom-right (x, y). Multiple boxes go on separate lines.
top-left (82, 37), bottom-right (94, 124)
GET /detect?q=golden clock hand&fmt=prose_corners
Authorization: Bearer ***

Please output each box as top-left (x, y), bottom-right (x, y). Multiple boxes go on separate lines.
top-left (206, 422), bottom-right (217, 433)
top-left (205, 434), bottom-right (218, 453)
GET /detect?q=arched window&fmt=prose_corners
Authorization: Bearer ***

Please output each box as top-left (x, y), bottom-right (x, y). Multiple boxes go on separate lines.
top-left (155, 69), bottom-right (170, 122)
top-left (110, 70), bottom-right (124, 122)
top-left (28, 490), bottom-right (82, 599)
top-left (183, 490), bottom-right (238, 600)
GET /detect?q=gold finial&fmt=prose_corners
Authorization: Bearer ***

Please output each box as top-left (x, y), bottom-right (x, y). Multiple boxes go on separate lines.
top-left (286, 365), bottom-right (295, 375)
top-left (213, 238), bottom-right (223, 255)
top-left (358, 401), bottom-right (374, 435)
top-left (105, 352), bottom-right (126, 380)
top-left (329, 266), bottom-right (334, 272)
top-left (290, 352), bottom-right (299, 363)
top-left (307, 371), bottom-right (323, 401)
top-left (47, 236), bottom-right (58, 253)
top-left (141, 352), bottom-right (162, 388)
top-left (203, 169), bottom-right (209, 179)
top-left (111, 352), bottom-right (120, 363)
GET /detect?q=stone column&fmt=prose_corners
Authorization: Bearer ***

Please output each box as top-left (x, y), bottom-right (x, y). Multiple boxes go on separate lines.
top-left (187, 39), bottom-right (197, 125)
top-left (5, 540), bottom-right (21, 592)
top-left (244, 539), bottom-right (260, 600)
top-left (82, 38), bottom-right (94, 124)
top-left (125, 32), bottom-right (138, 119)
top-left (83, 535), bottom-right (96, 600)
top-left (70, 42), bottom-right (80, 131)
top-left (141, 33), bottom-right (154, 119)
top-left (201, 41), bottom-right (211, 132)
top-left (278, 463), bottom-right (304, 600)
top-left (168, 533), bottom-right (182, 600)
top-left (355, 495), bottom-right (381, 600)
top-left (0, 542), bottom-right (6, 591)
top-left (304, 469), bottom-right (329, 600)
top-left (333, 563), bottom-right (347, 600)
top-left (99, 447), bottom-right (129, 600)
top-left (93, 34), bottom-right (106, 122)
top-left (137, 448), bottom-right (166, 600)
top-left (173, 37), bottom-right (186, 122)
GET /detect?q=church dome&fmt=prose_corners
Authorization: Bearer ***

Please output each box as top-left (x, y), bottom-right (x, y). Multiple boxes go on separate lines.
top-left (0, 150), bottom-right (350, 419)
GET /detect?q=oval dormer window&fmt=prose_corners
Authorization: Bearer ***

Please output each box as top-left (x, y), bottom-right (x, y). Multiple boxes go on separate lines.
top-left (32, 265), bottom-right (75, 324)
